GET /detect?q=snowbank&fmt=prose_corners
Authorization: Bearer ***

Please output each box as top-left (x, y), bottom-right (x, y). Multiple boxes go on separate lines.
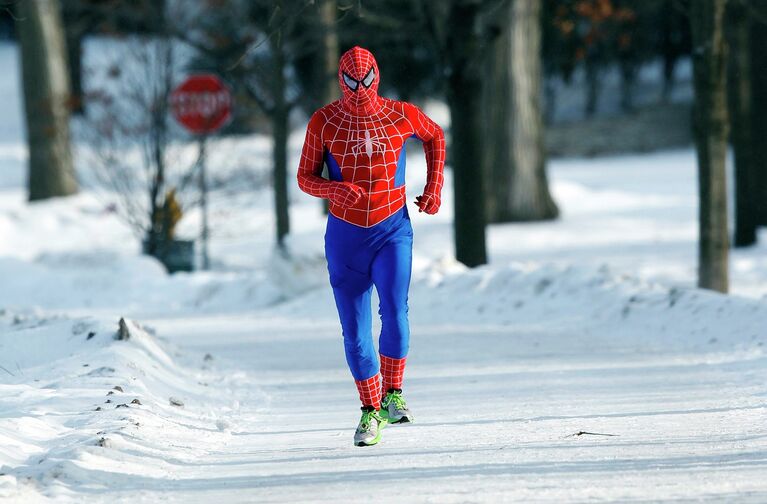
top-left (417, 261), bottom-right (766, 352)
top-left (0, 313), bottom-right (247, 501)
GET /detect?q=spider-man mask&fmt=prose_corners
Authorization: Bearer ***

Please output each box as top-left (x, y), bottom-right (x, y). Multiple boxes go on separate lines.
top-left (338, 46), bottom-right (381, 115)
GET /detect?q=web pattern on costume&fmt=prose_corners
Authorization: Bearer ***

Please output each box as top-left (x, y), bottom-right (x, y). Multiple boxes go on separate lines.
top-left (355, 373), bottom-right (383, 408)
top-left (380, 354), bottom-right (406, 391)
top-left (297, 99), bottom-right (446, 228)
top-left (338, 45), bottom-right (380, 115)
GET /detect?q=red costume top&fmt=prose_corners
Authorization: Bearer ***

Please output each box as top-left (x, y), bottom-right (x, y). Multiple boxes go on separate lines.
top-left (297, 46), bottom-right (446, 228)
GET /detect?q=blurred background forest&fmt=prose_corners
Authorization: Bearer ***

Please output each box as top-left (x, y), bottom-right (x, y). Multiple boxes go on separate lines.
top-left (1, 0), bottom-right (764, 294)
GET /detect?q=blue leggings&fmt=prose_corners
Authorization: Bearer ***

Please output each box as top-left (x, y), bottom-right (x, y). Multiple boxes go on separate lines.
top-left (324, 206), bottom-right (413, 381)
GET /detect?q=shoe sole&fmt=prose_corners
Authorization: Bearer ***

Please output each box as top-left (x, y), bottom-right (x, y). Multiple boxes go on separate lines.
top-left (381, 407), bottom-right (414, 424)
top-left (383, 411), bottom-right (413, 424)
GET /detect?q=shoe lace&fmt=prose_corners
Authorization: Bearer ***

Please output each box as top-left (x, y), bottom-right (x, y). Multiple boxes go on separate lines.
top-left (359, 410), bottom-right (374, 431)
top-left (385, 391), bottom-right (407, 410)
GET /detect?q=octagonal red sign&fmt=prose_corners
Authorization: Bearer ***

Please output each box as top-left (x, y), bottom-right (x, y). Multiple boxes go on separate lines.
top-left (170, 74), bottom-right (232, 134)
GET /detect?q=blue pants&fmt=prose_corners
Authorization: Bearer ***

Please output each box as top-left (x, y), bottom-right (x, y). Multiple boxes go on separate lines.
top-left (324, 207), bottom-right (413, 381)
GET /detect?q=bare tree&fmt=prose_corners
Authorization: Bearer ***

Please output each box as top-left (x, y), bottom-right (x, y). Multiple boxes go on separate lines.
top-left (318, 0), bottom-right (339, 216)
top-left (270, 7), bottom-right (291, 251)
top-left (178, 0), bottom-right (316, 251)
top-left (660, 0), bottom-right (690, 103)
top-left (727, 0), bottom-right (757, 247)
top-left (60, 0), bottom-right (165, 115)
top-left (485, 0), bottom-right (558, 223)
top-left (446, 1), bottom-right (488, 267)
top-left (690, 0), bottom-right (729, 293)
top-left (749, 3), bottom-right (767, 229)
top-left (482, 7), bottom-right (510, 223)
top-left (416, 0), bottom-right (488, 267)
top-left (81, 38), bottom-right (199, 269)
top-left (16, 0), bottom-right (77, 201)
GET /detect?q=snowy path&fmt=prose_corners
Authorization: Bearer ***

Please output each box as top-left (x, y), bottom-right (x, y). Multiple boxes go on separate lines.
top-left (135, 305), bottom-right (767, 503)
top-left (4, 263), bottom-right (765, 502)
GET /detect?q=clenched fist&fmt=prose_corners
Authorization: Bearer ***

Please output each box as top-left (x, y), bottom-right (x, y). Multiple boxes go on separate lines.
top-left (329, 181), bottom-right (366, 209)
top-left (414, 192), bottom-right (440, 214)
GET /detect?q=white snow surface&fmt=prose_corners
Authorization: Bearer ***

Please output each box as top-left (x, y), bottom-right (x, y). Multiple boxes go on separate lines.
top-left (1, 40), bottom-right (767, 502)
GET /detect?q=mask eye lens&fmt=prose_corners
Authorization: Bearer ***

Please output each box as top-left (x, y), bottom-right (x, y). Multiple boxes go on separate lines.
top-left (362, 68), bottom-right (376, 88)
top-left (343, 73), bottom-right (359, 91)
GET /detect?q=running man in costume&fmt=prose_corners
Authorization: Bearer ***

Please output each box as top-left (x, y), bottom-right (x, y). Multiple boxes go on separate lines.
top-left (297, 46), bottom-right (445, 446)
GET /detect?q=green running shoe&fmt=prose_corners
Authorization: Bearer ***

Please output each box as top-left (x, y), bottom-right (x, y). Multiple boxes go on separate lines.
top-left (354, 406), bottom-right (387, 446)
top-left (381, 389), bottom-right (413, 424)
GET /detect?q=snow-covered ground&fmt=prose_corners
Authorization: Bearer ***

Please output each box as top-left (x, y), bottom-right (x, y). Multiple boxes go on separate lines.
top-left (1, 41), bottom-right (767, 502)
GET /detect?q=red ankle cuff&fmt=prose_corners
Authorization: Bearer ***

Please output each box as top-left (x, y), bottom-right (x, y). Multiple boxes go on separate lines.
top-left (380, 354), bottom-right (407, 391)
top-left (355, 374), bottom-right (382, 408)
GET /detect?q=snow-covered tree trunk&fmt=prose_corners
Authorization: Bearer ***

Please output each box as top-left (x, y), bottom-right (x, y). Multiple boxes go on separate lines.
top-left (690, 0), bottom-right (729, 293)
top-left (16, 0), bottom-right (77, 201)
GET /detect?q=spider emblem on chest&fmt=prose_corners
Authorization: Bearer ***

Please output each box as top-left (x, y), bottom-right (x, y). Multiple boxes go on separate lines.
top-left (351, 129), bottom-right (388, 158)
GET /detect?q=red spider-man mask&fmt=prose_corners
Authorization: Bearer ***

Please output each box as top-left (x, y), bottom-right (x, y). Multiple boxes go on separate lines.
top-left (338, 46), bottom-right (381, 115)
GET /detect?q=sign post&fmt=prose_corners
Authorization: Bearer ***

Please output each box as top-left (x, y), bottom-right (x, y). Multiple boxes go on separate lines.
top-left (170, 74), bottom-right (232, 270)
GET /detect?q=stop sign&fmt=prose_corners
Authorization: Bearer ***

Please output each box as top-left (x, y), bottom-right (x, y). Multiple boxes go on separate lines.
top-left (170, 74), bottom-right (232, 134)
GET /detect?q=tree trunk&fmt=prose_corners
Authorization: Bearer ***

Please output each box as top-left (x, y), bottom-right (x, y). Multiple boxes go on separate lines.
top-left (319, 0), bottom-right (339, 107)
top-left (497, 0), bottom-right (558, 222)
top-left (272, 30), bottom-right (290, 249)
top-left (146, 39), bottom-right (173, 257)
top-left (482, 14), bottom-right (509, 223)
top-left (16, 0), bottom-right (77, 201)
top-left (60, 0), bottom-right (87, 115)
top-left (690, 0), bottom-right (729, 293)
top-left (619, 60), bottom-right (637, 113)
top-left (727, 1), bottom-right (757, 247)
top-left (447, 1), bottom-right (487, 267)
top-left (320, 0), bottom-right (338, 216)
top-left (65, 25), bottom-right (84, 115)
top-left (661, 0), bottom-right (684, 103)
top-left (584, 58), bottom-right (600, 117)
top-left (750, 12), bottom-right (767, 227)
